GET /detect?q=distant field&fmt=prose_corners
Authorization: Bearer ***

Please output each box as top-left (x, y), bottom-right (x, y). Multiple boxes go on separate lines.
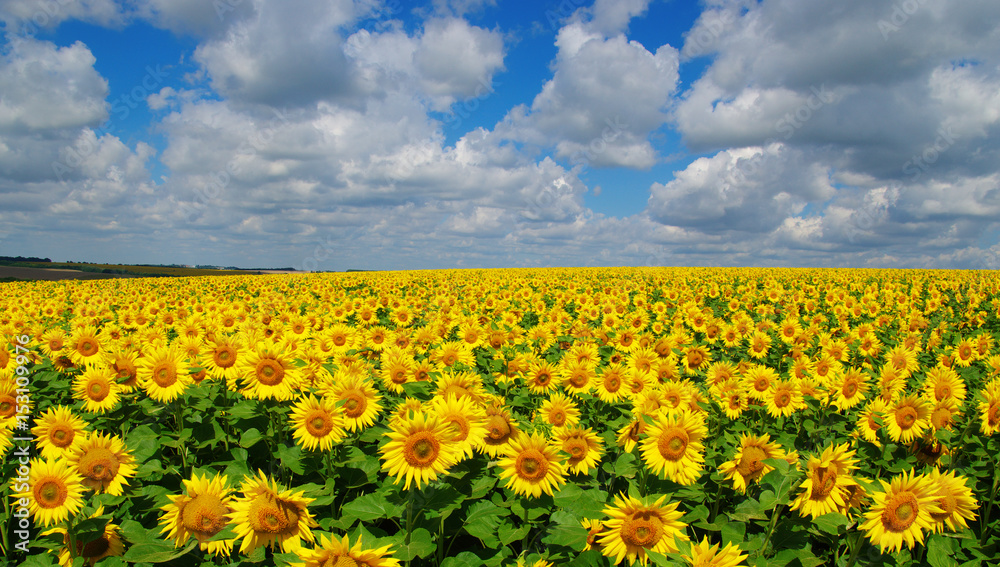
top-left (0, 262), bottom-right (257, 280)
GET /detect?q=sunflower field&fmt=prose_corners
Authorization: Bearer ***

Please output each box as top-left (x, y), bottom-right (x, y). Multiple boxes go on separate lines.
top-left (1, 267), bottom-right (999, 567)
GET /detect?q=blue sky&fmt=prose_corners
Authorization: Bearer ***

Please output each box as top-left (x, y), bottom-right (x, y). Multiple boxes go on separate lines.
top-left (1, 0), bottom-right (999, 270)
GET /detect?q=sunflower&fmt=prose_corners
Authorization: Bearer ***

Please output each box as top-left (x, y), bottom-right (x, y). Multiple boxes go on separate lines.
top-left (682, 345), bottom-right (710, 375)
top-left (921, 365), bottom-right (966, 404)
top-left (237, 339), bottom-right (304, 401)
top-left (434, 370), bottom-right (487, 404)
top-left (884, 344), bottom-right (919, 377)
top-left (201, 335), bottom-right (244, 388)
top-left (743, 365), bottom-right (779, 401)
top-left (137, 344), bottom-right (192, 403)
top-left (855, 398), bottom-right (887, 447)
top-left (560, 359), bottom-right (597, 396)
top-left (718, 433), bottom-right (786, 493)
top-left (32, 406), bottom-right (89, 460)
top-left (746, 331), bottom-right (771, 360)
top-left (434, 341), bottom-right (474, 368)
top-left (860, 470), bottom-right (941, 553)
top-left (582, 518), bottom-right (604, 552)
top-left (160, 471), bottom-right (235, 555)
top-left (39, 328), bottom-right (68, 360)
top-left (765, 380), bottom-right (804, 419)
top-left (596, 363), bottom-right (628, 403)
top-left (73, 366), bottom-right (121, 414)
top-left (829, 367), bottom-right (870, 411)
top-left (380, 349), bottom-right (414, 394)
top-left (640, 410), bottom-right (706, 485)
top-left (925, 468), bottom-right (978, 533)
top-left (682, 536), bottom-right (748, 567)
top-left (885, 394), bottom-right (931, 444)
top-left (289, 394), bottom-right (346, 452)
top-left (537, 392), bottom-right (580, 429)
top-left (980, 379), bottom-right (1000, 436)
top-left (69, 432), bottom-right (137, 496)
top-left (952, 338), bottom-right (976, 367)
top-left (292, 534), bottom-right (401, 567)
top-left (381, 411), bottom-right (460, 490)
top-left (229, 471), bottom-right (317, 554)
top-left (553, 425), bottom-right (604, 475)
top-left (480, 401), bottom-right (521, 458)
top-left (12, 458), bottom-right (85, 527)
top-left (789, 443), bottom-right (859, 519)
top-left (329, 374), bottom-right (383, 432)
top-left (45, 506), bottom-right (124, 567)
top-left (597, 493), bottom-right (689, 566)
top-left (617, 417), bottom-right (646, 453)
top-left (68, 325), bottom-right (103, 367)
top-left (429, 394), bottom-right (487, 460)
top-left (104, 345), bottom-right (140, 392)
top-left (498, 432), bottom-right (567, 498)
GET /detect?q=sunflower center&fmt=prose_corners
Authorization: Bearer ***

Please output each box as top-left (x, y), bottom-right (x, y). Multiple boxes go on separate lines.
top-left (341, 391), bottom-right (366, 418)
top-left (181, 493), bottom-right (230, 536)
top-left (569, 371), bottom-right (589, 388)
top-left (535, 372), bottom-right (552, 387)
top-left (78, 339), bottom-right (98, 356)
top-left (882, 492), bottom-right (919, 532)
top-left (895, 406), bottom-right (918, 429)
top-left (812, 467), bottom-right (838, 499)
top-left (621, 513), bottom-right (663, 548)
top-left (564, 438), bottom-right (588, 461)
top-left (87, 380), bottom-right (110, 401)
top-left (153, 363), bottom-right (178, 388)
top-left (843, 380), bottom-right (858, 398)
top-left (444, 416), bottom-right (471, 441)
top-left (333, 335), bottom-right (347, 346)
top-left (775, 390), bottom-right (791, 408)
top-left (215, 347), bottom-right (236, 368)
top-left (515, 449), bottom-right (548, 481)
top-left (255, 359), bottom-right (285, 386)
top-left (50, 426), bottom-right (74, 447)
top-left (736, 446), bottom-right (768, 480)
top-left (549, 409), bottom-right (566, 427)
top-left (930, 493), bottom-right (957, 523)
top-left (327, 556), bottom-right (359, 567)
top-left (934, 384), bottom-right (951, 400)
top-left (754, 377), bottom-right (770, 392)
top-left (34, 480), bottom-right (68, 508)
top-left (990, 403), bottom-right (1000, 425)
top-left (443, 353), bottom-right (458, 366)
top-left (49, 339), bottom-right (64, 351)
top-left (404, 432), bottom-right (440, 467)
top-left (305, 411), bottom-right (334, 437)
top-left (79, 447), bottom-right (121, 482)
top-left (657, 427), bottom-right (689, 461)
top-left (604, 375), bottom-right (621, 392)
top-left (79, 536), bottom-right (111, 558)
top-left (485, 415), bottom-right (512, 444)
top-left (248, 495), bottom-right (300, 535)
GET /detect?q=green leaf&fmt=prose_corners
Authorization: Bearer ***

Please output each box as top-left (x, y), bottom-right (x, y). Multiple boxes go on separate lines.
top-left (440, 552), bottom-right (485, 567)
top-left (228, 399), bottom-right (259, 420)
top-left (277, 443), bottom-right (305, 475)
top-left (73, 517), bottom-right (111, 545)
top-left (240, 427), bottom-right (263, 448)
top-left (811, 512), bottom-right (849, 535)
top-left (927, 534), bottom-right (959, 567)
top-left (552, 484), bottom-right (607, 518)
top-left (340, 492), bottom-right (397, 524)
top-left (720, 520), bottom-right (745, 545)
top-left (397, 528), bottom-right (436, 561)
top-left (498, 522), bottom-right (530, 546)
top-left (464, 500), bottom-right (506, 547)
top-left (541, 510), bottom-right (589, 549)
top-left (122, 540), bottom-right (197, 563)
top-left (614, 452), bottom-right (639, 478)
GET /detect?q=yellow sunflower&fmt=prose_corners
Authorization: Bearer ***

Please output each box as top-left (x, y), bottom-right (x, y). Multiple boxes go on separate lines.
top-left (925, 468), bottom-right (978, 533)
top-left (561, 358), bottom-right (596, 396)
top-left (860, 470), bottom-right (941, 553)
top-left (885, 394), bottom-right (931, 443)
top-left (498, 432), bottom-right (567, 498)
top-left (553, 425), bottom-right (604, 475)
top-left (682, 536), bottom-right (748, 567)
top-left (229, 471), bottom-right (317, 554)
top-left (640, 410), bottom-right (706, 485)
top-left (201, 334), bottom-right (244, 388)
top-left (596, 363), bottom-right (628, 403)
top-left (480, 400), bottom-right (521, 458)
top-left (236, 339), bottom-right (303, 401)
top-left (379, 349), bottom-right (414, 394)
top-left (12, 458), bottom-right (85, 527)
top-left (68, 432), bottom-right (136, 496)
top-left (597, 493), bottom-right (689, 566)
top-left (789, 443), bottom-right (859, 519)
top-left (380, 411), bottom-right (460, 490)
top-left (855, 398), bottom-right (887, 447)
top-left (104, 345), bottom-right (140, 392)
top-left (429, 394), bottom-right (487, 460)
top-left (160, 471), bottom-right (235, 555)
top-left (137, 344), bottom-right (192, 403)
top-left (32, 405), bottom-right (89, 460)
top-left (537, 392), bottom-right (580, 429)
top-left (45, 506), bottom-right (124, 567)
top-left (292, 534), bottom-right (401, 567)
top-left (329, 373), bottom-right (383, 432)
top-left (829, 367), bottom-right (870, 411)
top-left (718, 433), bottom-right (786, 493)
top-left (765, 380), bottom-right (804, 419)
top-left (72, 366), bottom-right (121, 414)
top-left (921, 365), bottom-right (966, 404)
top-left (68, 325), bottom-right (103, 367)
top-left (980, 379), bottom-right (1000, 436)
top-left (289, 394), bottom-right (346, 452)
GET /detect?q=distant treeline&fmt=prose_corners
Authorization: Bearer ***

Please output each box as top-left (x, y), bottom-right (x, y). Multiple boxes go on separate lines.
top-left (0, 256), bottom-right (51, 263)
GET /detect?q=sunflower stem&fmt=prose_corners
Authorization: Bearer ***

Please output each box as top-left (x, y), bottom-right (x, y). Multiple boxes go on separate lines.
top-left (521, 496), bottom-right (530, 554)
top-left (66, 516), bottom-right (78, 561)
top-left (979, 466), bottom-right (1000, 547)
top-left (173, 398), bottom-right (189, 475)
top-left (844, 530), bottom-right (862, 567)
top-left (405, 485), bottom-right (415, 567)
top-left (759, 503), bottom-right (784, 557)
top-left (708, 480), bottom-right (724, 523)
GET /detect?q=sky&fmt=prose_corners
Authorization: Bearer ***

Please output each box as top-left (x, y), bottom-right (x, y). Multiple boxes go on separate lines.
top-left (0, 0), bottom-right (999, 271)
